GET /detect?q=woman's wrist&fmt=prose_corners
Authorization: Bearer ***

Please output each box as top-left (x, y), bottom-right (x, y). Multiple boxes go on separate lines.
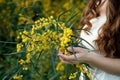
top-left (82, 53), bottom-right (98, 64)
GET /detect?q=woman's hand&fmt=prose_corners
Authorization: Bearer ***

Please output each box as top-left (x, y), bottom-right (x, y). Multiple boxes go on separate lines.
top-left (58, 47), bottom-right (120, 75)
top-left (58, 47), bottom-right (90, 64)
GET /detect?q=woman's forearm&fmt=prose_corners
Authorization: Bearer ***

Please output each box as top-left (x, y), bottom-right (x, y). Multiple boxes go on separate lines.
top-left (85, 54), bottom-right (120, 75)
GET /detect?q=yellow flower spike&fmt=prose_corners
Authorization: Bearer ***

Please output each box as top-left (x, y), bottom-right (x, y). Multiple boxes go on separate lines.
top-left (30, 30), bottom-right (34, 36)
top-left (13, 74), bottom-right (23, 80)
top-left (56, 62), bottom-right (64, 71)
top-left (40, 17), bottom-right (45, 21)
top-left (18, 13), bottom-right (23, 16)
top-left (33, 35), bottom-right (41, 42)
top-left (69, 72), bottom-right (78, 80)
top-left (76, 64), bottom-right (92, 80)
top-left (30, 26), bottom-right (35, 36)
top-left (64, 28), bottom-right (73, 36)
top-left (59, 48), bottom-right (65, 53)
top-left (58, 23), bottom-right (66, 29)
top-left (22, 67), bottom-right (28, 71)
top-left (52, 20), bottom-right (56, 23)
top-left (19, 59), bottom-right (25, 65)
top-left (17, 36), bottom-right (20, 39)
top-left (53, 23), bottom-right (57, 27)
top-left (60, 42), bottom-right (65, 48)
top-left (50, 16), bottom-right (53, 19)
top-left (43, 22), bottom-right (50, 26)
top-left (45, 18), bottom-right (48, 22)
top-left (19, 32), bottom-right (22, 35)
top-left (25, 53), bottom-right (31, 63)
top-left (16, 44), bottom-right (23, 52)
top-left (60, 75), bottom-right (66, 80)
top-left (64, 50), bottom-right (71, 56)
top-left (23, 30), bottom-right (28, 35)
top-left (47, 29), bottom-right (50, 33)
top-left (21, 30), bottom-right (30, 42)
top-left (27, 45), bottom-right (32, 52)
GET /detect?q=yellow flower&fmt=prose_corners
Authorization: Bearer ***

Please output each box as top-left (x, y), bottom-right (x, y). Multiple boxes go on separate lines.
top-left (64, 50), bottom-right (71, 55)
top-left (60, 28), bottom-right (73, 49)
top-left (16, 44), bottom-right (23, 52)
top-left (33, 35), bottom-right (41, 42)
top-left (17, 35), bottom-right (20, 39)
top-left (69, 72), bottom-right (78, 80)
top-left (76, 64), bottom-right (92, 80)
top-left (22, 67), bottom-right (28, 71)
top-left (19, 59), bottom-right (25, 65)
top-left (25, 53), bottom-right (31, 63)
top-left (18, 16), bottom-right (27, 25)
top-left (27, 45), bottom-right (33, 52)
top-left (58, 23), bottom-right (65, 29)
top-left (63, 2), bottom-right (70, 9)
top-left (56, 62), bottom-right (64, 71)
top-left (13, 74), bottom-right (23, 80)
top-left (59, 48), bottom-right (65, 53)
top-left (60, 75), bottom-right (66, 80)
top-left (21, 35), bottom-right (30, 42)
top-left (64, 28), bottom-right (73, 36)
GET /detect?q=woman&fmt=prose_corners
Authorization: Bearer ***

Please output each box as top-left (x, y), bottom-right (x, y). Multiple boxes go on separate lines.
top-left (58, 0), bottom-right (120, 80)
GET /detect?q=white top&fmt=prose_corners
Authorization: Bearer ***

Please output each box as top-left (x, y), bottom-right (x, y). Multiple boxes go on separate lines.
top-left (80, 15), bottom-right (120, 80)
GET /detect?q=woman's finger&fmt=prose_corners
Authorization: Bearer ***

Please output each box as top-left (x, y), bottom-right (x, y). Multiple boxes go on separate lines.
top-left (58, 53), bottom-right (76, 61)
top-left (58, 50), bottom-right (63, 54)
top-left (59, 55), bottom-right (72, 64)
top-left (59, 56), bottom-right (77, 64)
top-left (67, 47), bottom-right (83, 53)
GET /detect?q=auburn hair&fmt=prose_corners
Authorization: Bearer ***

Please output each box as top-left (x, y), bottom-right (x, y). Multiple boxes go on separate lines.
top-left (80, 0), bottom-right (120, 58)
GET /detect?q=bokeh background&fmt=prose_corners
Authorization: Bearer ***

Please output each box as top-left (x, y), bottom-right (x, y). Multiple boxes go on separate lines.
top-left (0, 0), bottom-right (88, 80)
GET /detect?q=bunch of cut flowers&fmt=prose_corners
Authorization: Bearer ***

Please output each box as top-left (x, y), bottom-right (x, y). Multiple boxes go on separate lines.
top-left (14, 10), bottom-right (94, 80)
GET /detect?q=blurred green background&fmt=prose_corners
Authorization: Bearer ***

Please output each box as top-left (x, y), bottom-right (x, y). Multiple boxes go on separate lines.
top-left (0, 0), bottom-right (88, 80)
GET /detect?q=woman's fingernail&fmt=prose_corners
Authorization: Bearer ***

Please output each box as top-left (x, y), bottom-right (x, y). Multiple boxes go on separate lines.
top-left (58, 53), bottom-right (61, 56)
top-left (67, 47), bottom-right (72, 51)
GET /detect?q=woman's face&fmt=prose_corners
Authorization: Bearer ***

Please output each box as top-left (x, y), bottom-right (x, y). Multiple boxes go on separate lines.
top-left (99, 0), bottom-right (108, 16)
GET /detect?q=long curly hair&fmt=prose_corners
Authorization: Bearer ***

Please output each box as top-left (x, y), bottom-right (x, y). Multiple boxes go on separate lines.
top-left (80, 0), bottom-right (120, 58)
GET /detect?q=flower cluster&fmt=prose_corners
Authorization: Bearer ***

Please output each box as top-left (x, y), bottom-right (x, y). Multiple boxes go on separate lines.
top-left (13, 74), bottom-right (23, 80)
top-left (15, 16), bottom-right (78, 79)
top-left (16, 15), bottom-right (92, 80)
